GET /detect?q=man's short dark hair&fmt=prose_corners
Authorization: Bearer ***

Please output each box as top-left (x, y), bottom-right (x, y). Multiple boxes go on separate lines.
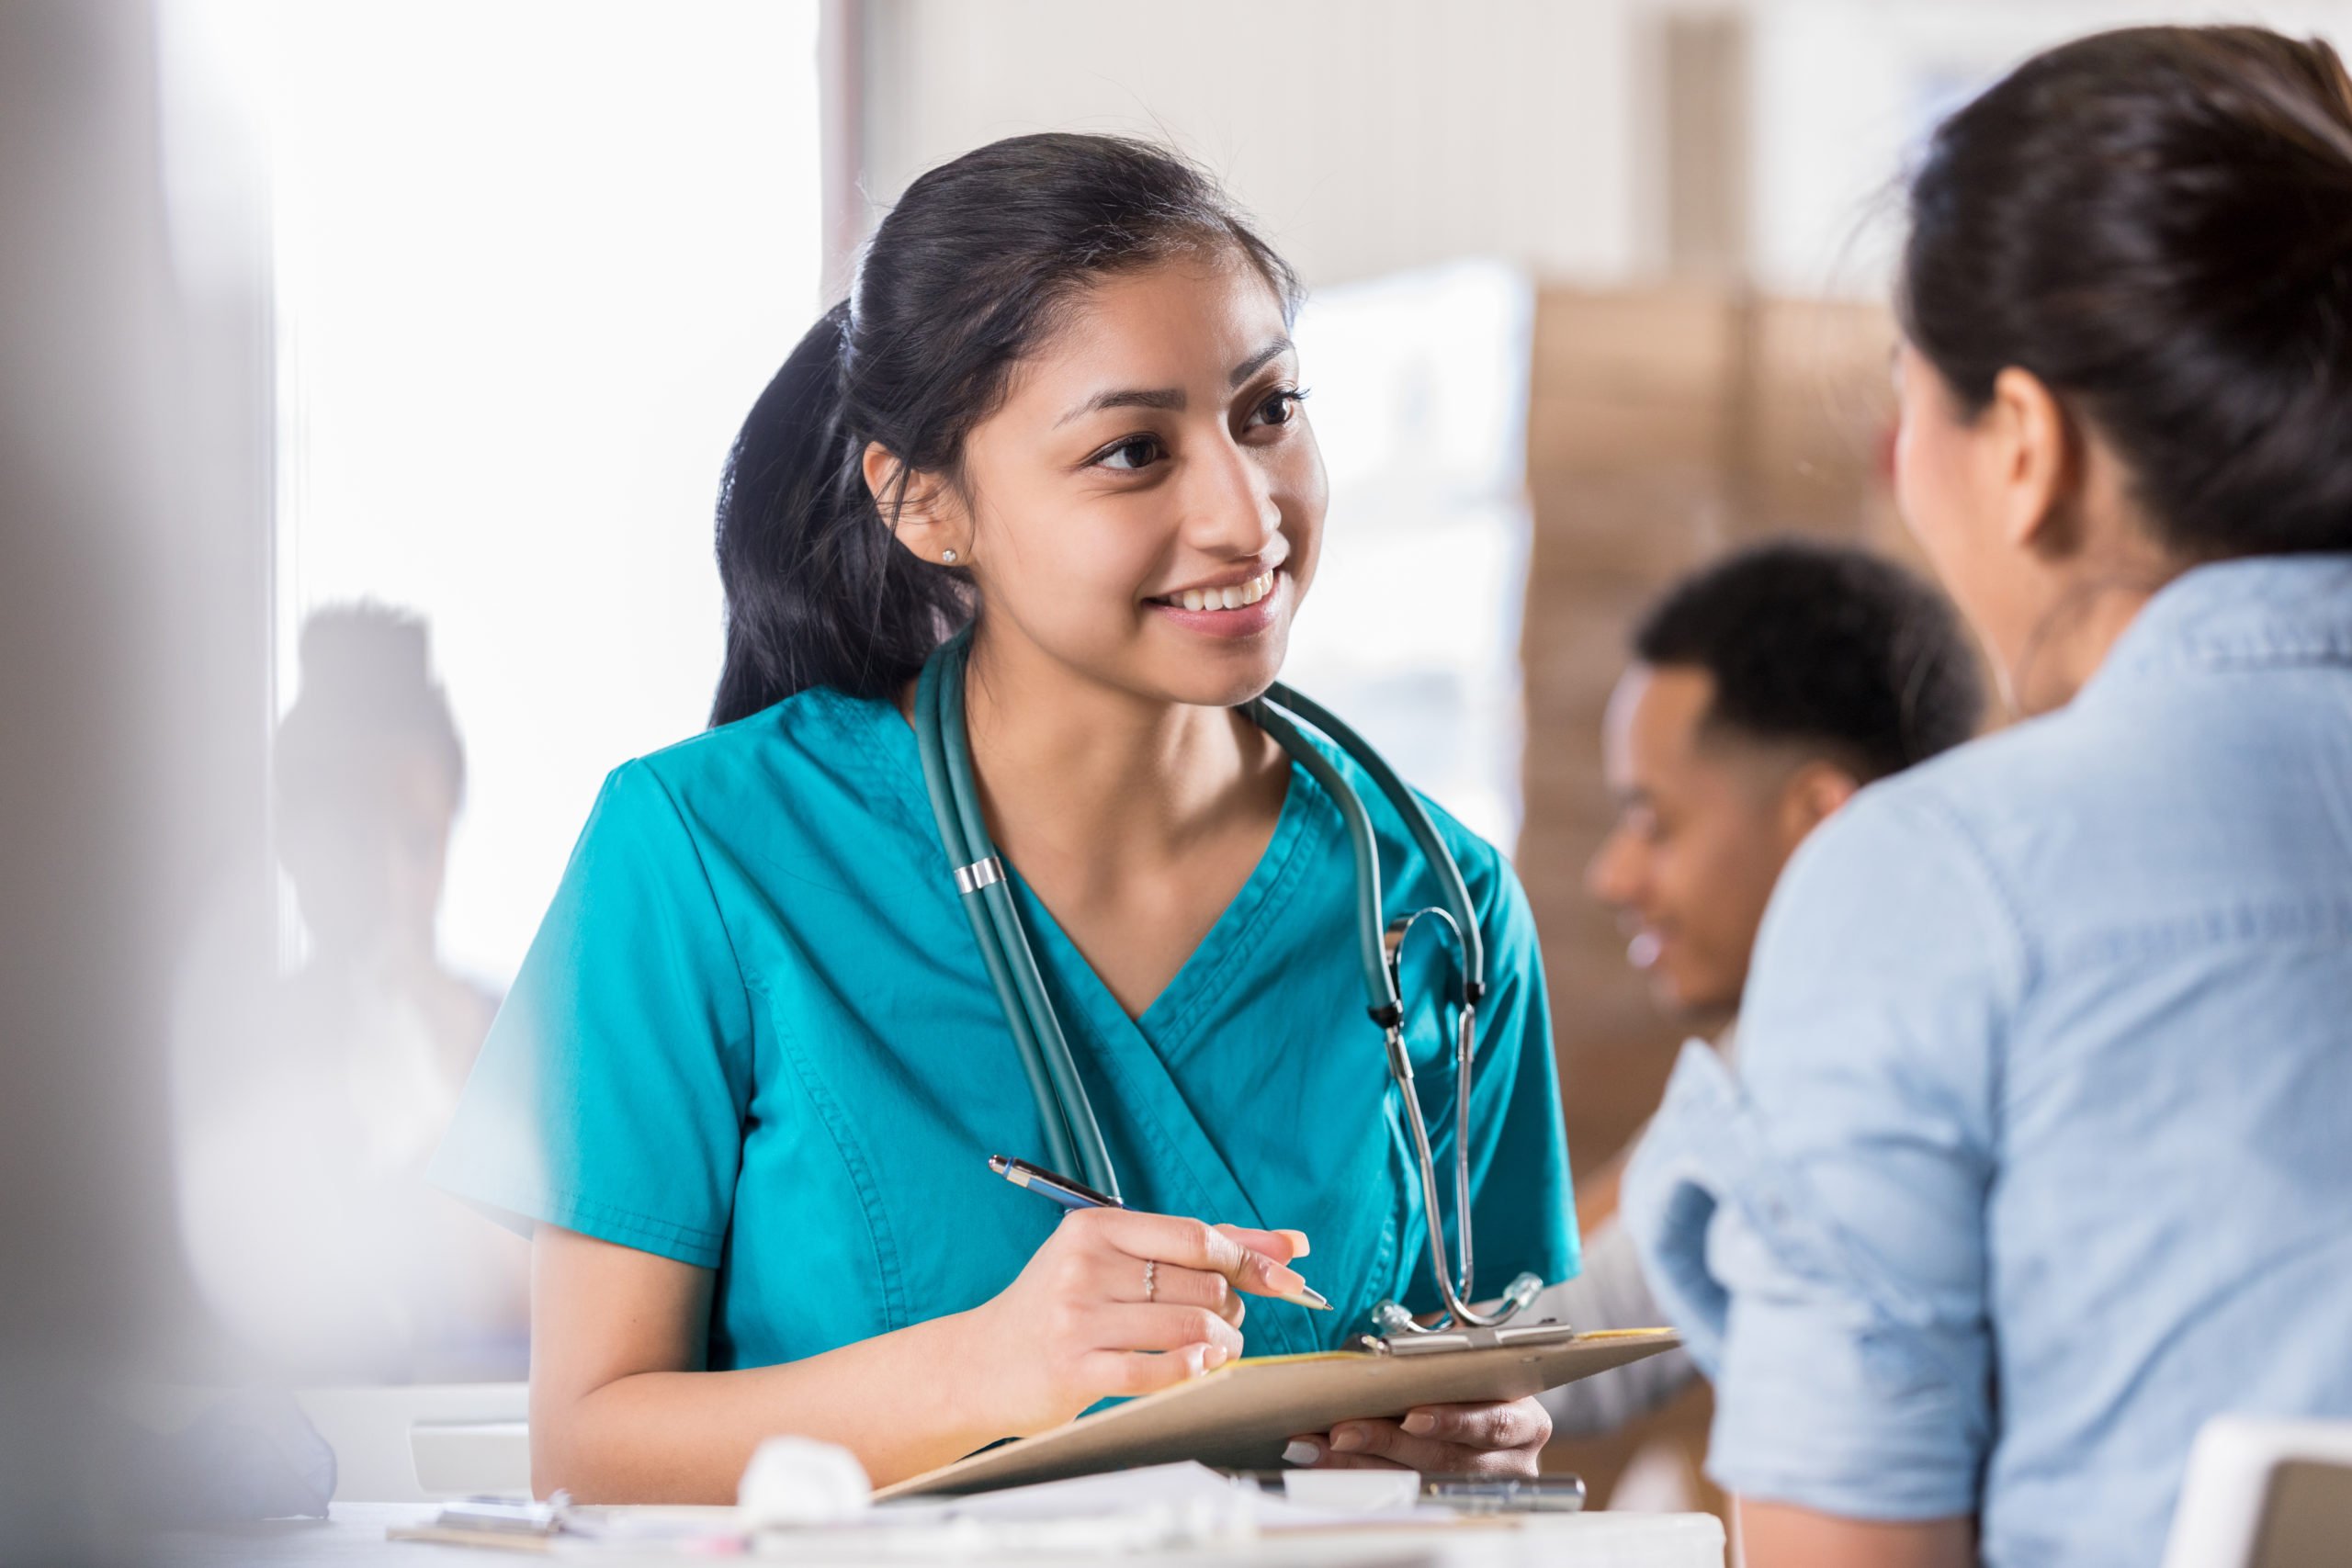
top-left (1632, 539), bottom-right (1984, 783)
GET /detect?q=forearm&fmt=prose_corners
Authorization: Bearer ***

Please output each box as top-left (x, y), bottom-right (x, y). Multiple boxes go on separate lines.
top-left (536, 1308), bottom-right (1003, 1501)
top-left (1737, 1500), bottom-right (1973, 1568)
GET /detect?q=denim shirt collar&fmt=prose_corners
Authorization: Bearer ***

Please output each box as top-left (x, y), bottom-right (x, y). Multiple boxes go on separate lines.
top-left (2087, 552), bottom-right (2352, 697)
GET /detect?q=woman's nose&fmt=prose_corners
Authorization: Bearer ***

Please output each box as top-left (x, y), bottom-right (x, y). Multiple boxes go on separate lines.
top-left (1182, 434), bottom-right (1281, 555)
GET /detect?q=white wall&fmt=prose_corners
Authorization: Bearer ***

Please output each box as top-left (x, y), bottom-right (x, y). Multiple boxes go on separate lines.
top-left (1744, 0), bottom-right (2352, 297)
top-left (855, 0), bottom-right (1650, 290)
top-left (857, 0), bottom-right (2352, 299)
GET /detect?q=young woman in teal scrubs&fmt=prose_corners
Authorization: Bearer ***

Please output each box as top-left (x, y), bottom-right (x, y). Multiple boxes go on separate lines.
top-left (433, 134), bottom-right (1576, 1500)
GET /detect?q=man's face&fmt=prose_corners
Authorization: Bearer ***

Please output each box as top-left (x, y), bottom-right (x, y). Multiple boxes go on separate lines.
top-left (1585, 664), bottom-right (1828, 1021)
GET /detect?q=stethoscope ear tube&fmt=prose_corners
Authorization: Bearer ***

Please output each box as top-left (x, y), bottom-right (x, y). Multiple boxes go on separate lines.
top-left (1259, 684), bottom-right (1485, 1006)
top-left (927, 632), bottom-right (1123, 1203)
top-left (1249, 699), bottom-right (1397, 1025)
top-left (914, 638), bottom-right (1088, 1190)
top-left (1259, 690), bottom-right (1525, 1332)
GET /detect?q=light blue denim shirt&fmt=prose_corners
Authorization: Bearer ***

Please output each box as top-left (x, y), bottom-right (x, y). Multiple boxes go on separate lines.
top-left (1623, 555), bottom-right (2352, 1568)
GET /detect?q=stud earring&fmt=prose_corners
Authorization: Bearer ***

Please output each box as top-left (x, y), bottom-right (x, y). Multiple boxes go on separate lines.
top-left (941, 548), bottom-right (959, 564)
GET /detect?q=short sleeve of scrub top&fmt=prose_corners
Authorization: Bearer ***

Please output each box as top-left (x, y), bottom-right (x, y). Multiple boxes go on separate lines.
top-left (433, 688), bottom-right (1575, 1371)
top-left (432, 760), bottom-right (754, 1269)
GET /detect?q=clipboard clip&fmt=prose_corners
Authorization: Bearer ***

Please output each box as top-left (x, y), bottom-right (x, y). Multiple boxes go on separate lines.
top-left (1349, 1315), bottom-right (1581, 1358)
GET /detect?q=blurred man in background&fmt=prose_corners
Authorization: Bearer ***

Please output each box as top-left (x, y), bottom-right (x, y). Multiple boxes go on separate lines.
top-left (1542, 539), bottom-right (1983, 1440)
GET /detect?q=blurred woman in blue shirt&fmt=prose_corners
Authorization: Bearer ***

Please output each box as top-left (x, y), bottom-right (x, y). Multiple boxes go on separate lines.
top-left (1626, 26), bottom-right (2352, 1568)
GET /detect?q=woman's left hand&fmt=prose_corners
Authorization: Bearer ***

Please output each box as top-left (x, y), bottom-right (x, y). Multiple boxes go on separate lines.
top-left (1284, 1395), bottom-right (1551, 1475)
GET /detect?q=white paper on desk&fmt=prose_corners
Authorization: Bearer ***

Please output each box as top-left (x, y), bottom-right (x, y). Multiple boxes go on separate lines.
top-left (876, 1461), bottom-right (1234, 1522)
top-left (874, 1461), bottom-right (1453, 1536)
top-left (559, 1504), bottom-right (741, 1546)
top-left (741, 1462), bottom-right (1254, 1556)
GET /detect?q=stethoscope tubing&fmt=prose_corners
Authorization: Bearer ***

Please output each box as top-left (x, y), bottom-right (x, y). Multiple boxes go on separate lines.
top-left (916, 629), bottom-right (1529, 1328)
top-left (913, 643), bottom-right (1086, 1190)
top-left (920, 634), bottom-right (1122, 1201)
top-left (1247, 698), bottom-right (1395, 1021)
top-left (1256, 683), bottom-right (1486, 1009)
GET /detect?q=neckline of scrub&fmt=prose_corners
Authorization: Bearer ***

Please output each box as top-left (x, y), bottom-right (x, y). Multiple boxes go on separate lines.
top-left (1007, 760), bottom-right (1320, 1045)
top-left (839, 683), bottom-right (1325, 1039)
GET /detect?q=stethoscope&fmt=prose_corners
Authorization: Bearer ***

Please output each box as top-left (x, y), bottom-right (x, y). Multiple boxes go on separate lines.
top-left (911, 627), bottom-right (1545, 1336)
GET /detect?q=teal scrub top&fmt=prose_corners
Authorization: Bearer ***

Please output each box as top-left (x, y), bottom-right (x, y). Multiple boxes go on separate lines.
top-left (431, 685), bottom-right (1577, 1368)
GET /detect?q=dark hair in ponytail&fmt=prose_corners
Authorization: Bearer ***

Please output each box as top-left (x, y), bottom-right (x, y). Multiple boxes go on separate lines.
top-left (1899, 25), bottom-right (2352, 560)
top-left (710, 134), bottom-right (1300, 726)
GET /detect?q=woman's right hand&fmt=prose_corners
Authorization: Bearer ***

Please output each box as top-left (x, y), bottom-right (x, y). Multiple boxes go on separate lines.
top-left (963, 1208), bottom-right (1310, 1437)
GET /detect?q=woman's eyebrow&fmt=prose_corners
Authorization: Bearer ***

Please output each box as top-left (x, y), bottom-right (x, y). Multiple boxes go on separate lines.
top-left (1057, 386), bottom-right (1184, 426)
top-left (1054, 338), bottom-right (1298, 428)
top-left (1228, 336), bottom-right (1294, 386)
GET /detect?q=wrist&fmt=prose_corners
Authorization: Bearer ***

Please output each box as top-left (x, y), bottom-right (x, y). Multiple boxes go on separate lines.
top-left (929, 1303), bottom-right (1016, 1447)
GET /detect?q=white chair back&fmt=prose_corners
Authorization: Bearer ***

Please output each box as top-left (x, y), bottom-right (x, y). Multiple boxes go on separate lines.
top-left (294, 1382), bottom-right (529, 1502)
top-left (2163, 1416), bottom-right (2352, 1568)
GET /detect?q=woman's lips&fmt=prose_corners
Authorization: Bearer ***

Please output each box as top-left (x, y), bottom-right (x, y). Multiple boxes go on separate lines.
top-left (1152, 566), bottom-right (1277, 612)
top-left (1147, 568), bottom-right (1285, 640)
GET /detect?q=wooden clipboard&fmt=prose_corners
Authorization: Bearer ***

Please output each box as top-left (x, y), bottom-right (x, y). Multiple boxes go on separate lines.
top-left (877, 1326), bottom-right (1680, 1498)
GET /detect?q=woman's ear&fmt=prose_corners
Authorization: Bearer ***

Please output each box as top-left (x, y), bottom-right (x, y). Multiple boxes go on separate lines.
top-left (1986, 367), bottom-right (2081, 558)
top-left (862, 441), bottom-right (969, 564)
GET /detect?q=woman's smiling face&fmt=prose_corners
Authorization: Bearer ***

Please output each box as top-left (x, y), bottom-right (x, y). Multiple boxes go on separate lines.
top-left (909, 249), bottom-right (1327, 708)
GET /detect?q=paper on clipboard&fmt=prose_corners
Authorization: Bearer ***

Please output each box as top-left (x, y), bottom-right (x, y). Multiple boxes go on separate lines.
top-left (877, 1326), bottom-right (1680, 1499)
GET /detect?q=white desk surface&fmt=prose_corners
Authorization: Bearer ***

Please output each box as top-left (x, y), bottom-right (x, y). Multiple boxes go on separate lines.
top-left (146, 1501), bottom-right (1726, 1568)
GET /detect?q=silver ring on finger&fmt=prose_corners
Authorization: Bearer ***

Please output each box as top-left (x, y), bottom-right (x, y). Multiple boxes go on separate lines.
top-left (1145, 1258), bottom-right (1158, 1303)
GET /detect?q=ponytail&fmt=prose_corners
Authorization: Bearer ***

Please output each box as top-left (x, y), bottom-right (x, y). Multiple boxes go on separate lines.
top-left (709, 303), bottom-right (968, 724)
top-left (708, 134), bottom-right (1299, 727)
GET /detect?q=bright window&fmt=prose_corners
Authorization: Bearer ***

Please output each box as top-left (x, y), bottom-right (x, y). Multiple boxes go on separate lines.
top-left (266, 0), bottom-right (824, 984)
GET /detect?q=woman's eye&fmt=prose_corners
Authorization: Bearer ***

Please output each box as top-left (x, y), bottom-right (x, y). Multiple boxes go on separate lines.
top-left (1095, 435), bottom-right (1164, 472)
top-left (1252, 389), bottom-right (1306, 427)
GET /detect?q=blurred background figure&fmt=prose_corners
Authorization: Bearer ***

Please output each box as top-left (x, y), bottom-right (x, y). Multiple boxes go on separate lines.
top-left (173, 605), bottom-right (526, 1383)
top-left (272, 605), bottom-right (497, 1174)
top-left (1586, 541), bottom-right (1984, 1030)
top-left (1539, 542), bottom-right (1982, 1484)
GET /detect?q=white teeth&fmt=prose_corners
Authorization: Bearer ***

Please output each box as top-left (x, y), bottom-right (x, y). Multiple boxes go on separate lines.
top-left (1166, 570), bottom-right (1275, 612)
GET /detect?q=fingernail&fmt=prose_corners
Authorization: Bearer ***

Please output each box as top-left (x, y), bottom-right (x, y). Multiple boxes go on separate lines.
top-left (1282, 1438), bottom-right (1320, 1467)
top-left (1329, 1426), bottom-right (1365, 1453)
top-left (1275, 1228), bottom-right (1312, 1258)
top-left (1204, 1344), bottom-right (1230, 1371)
top-left (1401, 1412), bottom-right (1435, 1436)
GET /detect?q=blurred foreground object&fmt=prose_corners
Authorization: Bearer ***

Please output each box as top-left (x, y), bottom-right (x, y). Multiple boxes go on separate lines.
top-left (2, 0), bottom-right (275, 1554)
top-left (104, 1393), bottom-right (336, 1525)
